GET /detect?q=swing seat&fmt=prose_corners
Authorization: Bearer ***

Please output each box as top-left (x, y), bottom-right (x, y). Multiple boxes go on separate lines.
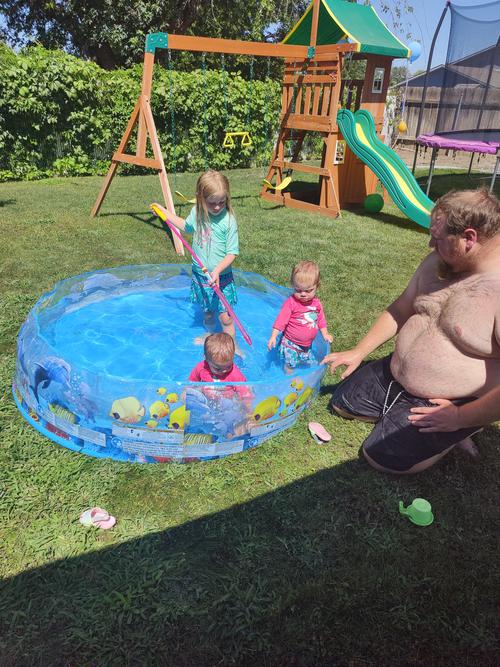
top-left (262, 176), bottom-right (292, 192)
top-left (175, 191), bottom-right (196, 204)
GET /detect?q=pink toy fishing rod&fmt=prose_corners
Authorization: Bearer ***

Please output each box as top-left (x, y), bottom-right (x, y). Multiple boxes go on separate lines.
top-left (151, 203), bottom-right (252, 346)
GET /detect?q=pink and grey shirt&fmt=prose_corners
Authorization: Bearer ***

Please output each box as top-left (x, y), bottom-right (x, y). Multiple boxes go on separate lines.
top-left (273, 295), bottom-right (327, 348)
top-left (188, 361), bottom-right (251, 400)
top-left (188, 360), bottom-right (246, 383)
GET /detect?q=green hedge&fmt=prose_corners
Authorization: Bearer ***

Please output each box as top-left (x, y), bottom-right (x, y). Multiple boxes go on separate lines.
top-left (0, 44), bottom-right (307, 181)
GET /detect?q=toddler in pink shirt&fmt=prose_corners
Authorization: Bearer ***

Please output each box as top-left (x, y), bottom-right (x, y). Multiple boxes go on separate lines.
top-left (189, 332), bottom-right (251, 400)
top-left (268, 261), bottom-right (333, 372)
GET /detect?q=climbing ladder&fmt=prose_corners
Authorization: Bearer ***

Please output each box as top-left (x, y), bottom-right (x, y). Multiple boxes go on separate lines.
top-left (261, 54), bottom-right (343, 217)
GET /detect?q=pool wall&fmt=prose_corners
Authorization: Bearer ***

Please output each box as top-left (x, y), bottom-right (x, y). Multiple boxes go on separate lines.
top-left (13, 265), bottom-right (327, 463)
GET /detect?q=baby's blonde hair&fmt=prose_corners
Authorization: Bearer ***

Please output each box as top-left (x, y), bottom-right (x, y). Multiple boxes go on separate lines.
top-left (291, 260), bottom-right (321, 288)
top-left (204, 332), bottom-right (235, 364)
top-left (195, 170), bottom-right (233, 242)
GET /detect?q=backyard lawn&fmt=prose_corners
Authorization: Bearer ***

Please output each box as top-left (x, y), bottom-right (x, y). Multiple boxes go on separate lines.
top-left (0, 168), bottom-right (498, 665)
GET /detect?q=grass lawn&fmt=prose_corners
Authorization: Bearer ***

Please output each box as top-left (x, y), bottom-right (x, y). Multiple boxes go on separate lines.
top-left (0, 168), bottom-right (498, 666)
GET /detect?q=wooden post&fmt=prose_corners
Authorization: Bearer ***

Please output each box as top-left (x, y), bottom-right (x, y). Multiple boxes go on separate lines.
top-left (91, 50), bottom-right (184, 255)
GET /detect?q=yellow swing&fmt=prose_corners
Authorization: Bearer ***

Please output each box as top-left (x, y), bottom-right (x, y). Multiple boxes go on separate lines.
top-left (262, 175), bottom-right (292, 192)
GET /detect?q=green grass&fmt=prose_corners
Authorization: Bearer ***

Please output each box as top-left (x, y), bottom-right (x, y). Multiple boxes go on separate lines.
top-left (0, 168), bottom-right (498, 666)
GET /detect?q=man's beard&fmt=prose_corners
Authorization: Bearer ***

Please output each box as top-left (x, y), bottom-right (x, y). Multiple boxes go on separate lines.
top-left (437, 258), bottom-right (454, 280)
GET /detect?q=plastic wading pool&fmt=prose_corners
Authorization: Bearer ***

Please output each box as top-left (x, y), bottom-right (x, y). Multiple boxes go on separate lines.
top-left (13, 264), bottom-right (327, 463)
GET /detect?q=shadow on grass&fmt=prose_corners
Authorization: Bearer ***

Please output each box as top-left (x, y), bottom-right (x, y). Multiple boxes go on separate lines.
top-left (416, 172), bottom-right (500, 200)
top-left (0, 198), bottom-right (16, 208)
top-left (343, 204), bottom-right (430, 233)
top-left (0, 444), bottom-right (497, 666)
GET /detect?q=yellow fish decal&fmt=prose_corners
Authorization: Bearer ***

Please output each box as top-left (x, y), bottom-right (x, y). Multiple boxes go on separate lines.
top-left (145, 419), bottom-right (158, 429)
top-left (149, 400), bottom-right (170, 420)
top-left (294, 386), bottom-right (313, 410)
top-left (156, 387), bottom-right (167, 396)
top-left (166, 392), bottom-right (179, 404)
top-left (291, 378), bottom-right (304, 391)
top-left (109, 396), bottom-right (145, 423)
top-left (253, 396), bottom-right (281, 422)
top-left (169, 405), bottom-right (189, 430)
top-left (283, 391), bottom-right (298, 407)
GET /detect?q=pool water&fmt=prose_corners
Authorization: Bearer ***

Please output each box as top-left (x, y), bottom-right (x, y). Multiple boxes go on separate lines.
top-left (42, 274), bottom-right (323, 382)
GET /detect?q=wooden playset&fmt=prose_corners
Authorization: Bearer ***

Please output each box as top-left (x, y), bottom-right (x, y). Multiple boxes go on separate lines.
top-left (92, 0), bottom-right (410, 250)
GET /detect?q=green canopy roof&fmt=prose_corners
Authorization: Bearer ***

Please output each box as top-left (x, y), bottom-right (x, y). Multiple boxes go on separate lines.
top-left (283, 0), bottom-right (410, 59)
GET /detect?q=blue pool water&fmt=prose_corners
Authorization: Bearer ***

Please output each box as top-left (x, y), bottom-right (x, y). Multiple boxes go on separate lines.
top-left (42, 280), bottom-right (293, 382)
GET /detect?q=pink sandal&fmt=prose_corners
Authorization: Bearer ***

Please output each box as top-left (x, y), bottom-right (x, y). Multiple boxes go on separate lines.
top-left (79, 507), bottom-right (116, 530)
top-left (308, 422), bottom-right (332, 444)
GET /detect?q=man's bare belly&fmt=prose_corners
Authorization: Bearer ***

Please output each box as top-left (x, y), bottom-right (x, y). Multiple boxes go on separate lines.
top-left (391, 329), bottom-right (500, 398)
top-left (390, 273), bottom-right (500, 399)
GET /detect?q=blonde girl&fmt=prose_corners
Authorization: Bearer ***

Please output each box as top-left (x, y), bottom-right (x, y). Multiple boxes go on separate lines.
top-left (165, 170), bottom-right (240, 342)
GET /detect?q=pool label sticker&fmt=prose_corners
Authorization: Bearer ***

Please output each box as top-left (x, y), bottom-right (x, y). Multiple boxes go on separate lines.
top-left (250, 412), bottom-right (298, 437)
top-left (78, 426), bottom-right (106, 447)
top-left (214, 439), bottom-right (245, 456)
top-left (112, 423), bottom-right (183, 444)
top-left (120, 440), bottom-right (185, 458)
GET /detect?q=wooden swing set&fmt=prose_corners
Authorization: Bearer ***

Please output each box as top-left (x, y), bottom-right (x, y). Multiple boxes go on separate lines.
top-left (92, 0), bottom-right (402, 252)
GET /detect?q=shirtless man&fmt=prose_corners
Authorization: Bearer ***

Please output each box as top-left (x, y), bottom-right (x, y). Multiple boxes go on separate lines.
top-left (323, 189), bottom-right (500, 474)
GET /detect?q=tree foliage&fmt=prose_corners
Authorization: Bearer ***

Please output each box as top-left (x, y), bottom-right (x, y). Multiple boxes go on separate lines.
top-left (0, 44), bottom-right (287, 181)
top-left (0, 0), bottom-right (309, 71)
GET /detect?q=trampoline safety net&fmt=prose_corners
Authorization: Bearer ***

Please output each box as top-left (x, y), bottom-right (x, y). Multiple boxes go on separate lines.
top-left (435, 0), bottom-right (500, 142)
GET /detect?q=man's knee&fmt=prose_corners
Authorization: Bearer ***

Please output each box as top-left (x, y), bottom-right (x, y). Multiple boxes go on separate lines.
top-left (330, 403), bottom-right (377, 423)
top-left (363, 442), bottom-right (456, 474)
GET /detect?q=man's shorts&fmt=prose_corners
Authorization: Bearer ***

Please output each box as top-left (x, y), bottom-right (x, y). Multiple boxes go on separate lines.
top-left (329, 355), bottom-right (481, 472)
top-left (278, 336), bottom-right (314, 368)
top-left (190, 268), bottom-right (237, 314)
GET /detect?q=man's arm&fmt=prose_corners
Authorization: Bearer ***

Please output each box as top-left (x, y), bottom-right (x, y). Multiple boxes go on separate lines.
top-left (322, 254), bottom-right (428, 378)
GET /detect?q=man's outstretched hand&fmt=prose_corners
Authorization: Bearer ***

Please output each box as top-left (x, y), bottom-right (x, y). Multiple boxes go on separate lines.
top-left (321, 349), bottom-right (364, 379)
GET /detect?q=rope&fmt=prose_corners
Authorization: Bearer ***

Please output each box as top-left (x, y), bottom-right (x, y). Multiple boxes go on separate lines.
top-left (167, 48), bottom-right (177, 190)
top-left (221, 53), bottom-right (229, 131)
top-left (245, 56), bottom-right (254, 131)
top-left (202, 52), bottom-right (209, 170)
top-left (265, 56), bottom-right (272, 154)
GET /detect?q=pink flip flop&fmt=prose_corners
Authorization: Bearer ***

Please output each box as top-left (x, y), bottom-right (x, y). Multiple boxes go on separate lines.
top-left (93, 515), bottom-right (116, 530)
top-left (79, 507), bottom-right (115, 529)
top-left (308, 422), bottom-right (332, 444)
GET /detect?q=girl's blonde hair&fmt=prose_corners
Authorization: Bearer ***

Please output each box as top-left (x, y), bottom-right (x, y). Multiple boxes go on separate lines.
top-left (291, 260), bottom-right (321, 288)
top-left (195, 170), bottom-right (233, 242)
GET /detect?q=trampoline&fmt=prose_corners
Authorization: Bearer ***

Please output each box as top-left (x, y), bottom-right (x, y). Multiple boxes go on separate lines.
top-left (412, 0), bottom-right (500, 193)
top-left (13, 265), bottom-right (327, 463)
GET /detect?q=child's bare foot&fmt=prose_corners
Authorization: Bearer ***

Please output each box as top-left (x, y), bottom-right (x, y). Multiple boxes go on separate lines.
top-left (284, 364), bottom-right (294, 375)
top-left (193, 333), bottom-right (209, 346)
top-left (457, 436), bottom-right (480, 458)
top-left (203, 312), bottom-right (216, 331)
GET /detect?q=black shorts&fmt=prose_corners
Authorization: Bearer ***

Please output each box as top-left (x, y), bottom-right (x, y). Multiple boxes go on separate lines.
top-left (329, 355), bottom-right (481, 472)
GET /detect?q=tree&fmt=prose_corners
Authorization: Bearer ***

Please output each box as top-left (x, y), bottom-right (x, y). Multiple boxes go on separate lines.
top-left (390, 65), bottom-right (408, 87)
top-left (0, 0), bottom-right (309, 71)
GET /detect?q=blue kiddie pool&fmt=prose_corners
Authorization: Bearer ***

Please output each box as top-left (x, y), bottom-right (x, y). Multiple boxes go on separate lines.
top-left (13, 265), bottom-right (327, 463)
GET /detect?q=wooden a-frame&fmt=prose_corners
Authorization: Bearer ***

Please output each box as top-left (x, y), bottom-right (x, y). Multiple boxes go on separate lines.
top-left (91, 1), bottom-right (356, 242)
